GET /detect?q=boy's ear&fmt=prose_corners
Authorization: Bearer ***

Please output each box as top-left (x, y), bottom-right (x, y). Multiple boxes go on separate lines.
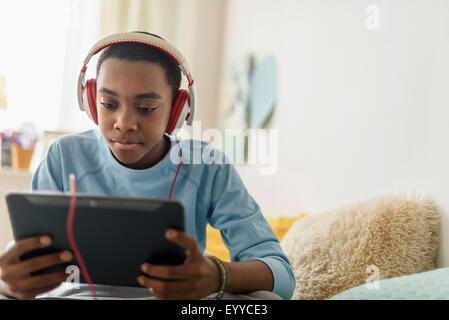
top-left (166, 90), bottom-right (189, 135)
top-left (81, 78), bottom-right (99, 125)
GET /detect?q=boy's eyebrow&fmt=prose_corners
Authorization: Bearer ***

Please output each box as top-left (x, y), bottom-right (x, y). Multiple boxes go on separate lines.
top-left (134, 92), bottom-right (162, 100)
top-left (98, 87), bottom-right (162, 100)
top-left (99, 87), bottom-right (118, 97)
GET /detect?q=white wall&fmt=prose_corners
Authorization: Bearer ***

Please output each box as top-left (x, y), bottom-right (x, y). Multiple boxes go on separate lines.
top-left (0, 0), bottom-right (68, 131)
top-left (222, 0), bottom-right (449, 268)
top-left (0, 0), bottom-right (101, 133)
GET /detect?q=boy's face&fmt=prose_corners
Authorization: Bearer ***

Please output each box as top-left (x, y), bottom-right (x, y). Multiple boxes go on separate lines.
top-left (96, 58), bottom-right (173, 169)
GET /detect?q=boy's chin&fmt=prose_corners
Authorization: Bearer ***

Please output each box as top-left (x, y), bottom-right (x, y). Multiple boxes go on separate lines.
top-left (110, 148), bottom-right (143, 166)
top-left (116, 156), bottom-right (139, 165)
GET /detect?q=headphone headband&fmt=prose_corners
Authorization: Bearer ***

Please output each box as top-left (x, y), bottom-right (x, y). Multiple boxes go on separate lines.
top-left (77, 32), bottom-right (196, 126)
top-left (85, 32), bottom-right (185, 65)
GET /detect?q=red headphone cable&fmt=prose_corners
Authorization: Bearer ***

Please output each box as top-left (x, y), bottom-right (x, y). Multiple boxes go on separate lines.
top-left (168, 134), bottom-right (183, 200)
top-left (67, 174), bottom-right (97, 299)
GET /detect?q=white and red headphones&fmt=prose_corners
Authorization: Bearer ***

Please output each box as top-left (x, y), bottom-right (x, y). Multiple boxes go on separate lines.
top-left (77, 32), bottom-right (197, 135)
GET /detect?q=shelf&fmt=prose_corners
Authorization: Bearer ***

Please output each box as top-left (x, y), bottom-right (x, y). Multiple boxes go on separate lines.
top-left (0, 167), bottom-right (33, 177)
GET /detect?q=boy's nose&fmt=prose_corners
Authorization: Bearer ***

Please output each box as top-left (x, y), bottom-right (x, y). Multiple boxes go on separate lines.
top-left (113, 109), bottom-right (138, 132)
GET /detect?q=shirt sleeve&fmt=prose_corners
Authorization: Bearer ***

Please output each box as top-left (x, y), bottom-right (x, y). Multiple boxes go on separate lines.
top-left (207, 161), bottom-right (296, 300)
top-left (31, 142), bottom-right (64, 192)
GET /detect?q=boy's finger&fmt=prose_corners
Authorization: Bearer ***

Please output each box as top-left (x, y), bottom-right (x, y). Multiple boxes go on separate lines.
top-left (137, 275), bottom-right (195, 292)
top-left (140, 263), bottom-right (190, 281)
top-left (1, 236), bottom-right (51, 265)
top-left (165, 229), bottom-right (200, 260)
top-left (11, 271), bottom-right (68, 292)
top-left (6, 251), bottom-right (72, 280)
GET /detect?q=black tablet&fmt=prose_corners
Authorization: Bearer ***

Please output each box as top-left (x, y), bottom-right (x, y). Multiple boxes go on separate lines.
top-left (6, 192), bottom-right (186, 287)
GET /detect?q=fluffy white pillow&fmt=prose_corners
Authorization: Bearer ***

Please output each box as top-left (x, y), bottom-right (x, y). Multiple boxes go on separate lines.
top-left (281, 192), bottom-right (440, 300)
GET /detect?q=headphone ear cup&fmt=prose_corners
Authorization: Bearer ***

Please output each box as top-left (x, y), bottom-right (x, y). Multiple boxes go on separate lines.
top-left (166, 90), bottom-right (189, 135)
top-left (86, 79), bottom-right (98, 125)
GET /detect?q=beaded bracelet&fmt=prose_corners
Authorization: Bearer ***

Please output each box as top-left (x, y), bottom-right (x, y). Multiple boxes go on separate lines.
top-left (208, 256), bottom-right (228, 300)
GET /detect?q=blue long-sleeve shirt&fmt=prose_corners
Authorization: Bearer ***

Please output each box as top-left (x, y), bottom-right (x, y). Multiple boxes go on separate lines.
top-left (28, 129), bottom-right (295, 299)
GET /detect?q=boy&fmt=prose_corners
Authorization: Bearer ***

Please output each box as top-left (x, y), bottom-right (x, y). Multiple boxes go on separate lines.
top-left (0, 32), bottom-right (295, 300)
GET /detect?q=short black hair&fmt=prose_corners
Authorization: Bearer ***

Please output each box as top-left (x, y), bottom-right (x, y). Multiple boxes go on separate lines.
top-left (96, 31), bottom-right (181, 101)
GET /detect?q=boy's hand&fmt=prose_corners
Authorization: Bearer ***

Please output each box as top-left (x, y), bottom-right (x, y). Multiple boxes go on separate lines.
top-left (0, 235), bottom-right (73, 299)
top-left (138, 229), bottom-right (221, 300)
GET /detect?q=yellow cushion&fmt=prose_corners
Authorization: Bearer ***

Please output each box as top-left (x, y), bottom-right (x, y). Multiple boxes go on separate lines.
top-left (205, 213), bottom-right (306, 261)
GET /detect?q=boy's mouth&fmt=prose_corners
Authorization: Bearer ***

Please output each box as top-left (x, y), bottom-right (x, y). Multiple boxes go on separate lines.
top-left (114, 142), bottom-right (140, 150)
top-left (110, 139), bottom-right (142, 151)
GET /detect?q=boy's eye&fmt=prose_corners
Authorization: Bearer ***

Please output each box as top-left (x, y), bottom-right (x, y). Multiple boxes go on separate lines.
top-left (100, 102), bottom-right (115, 110)
top-left (138, 107), bottom-right (158, 113)
top-left (99, 102), bottom-right (157, 113)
